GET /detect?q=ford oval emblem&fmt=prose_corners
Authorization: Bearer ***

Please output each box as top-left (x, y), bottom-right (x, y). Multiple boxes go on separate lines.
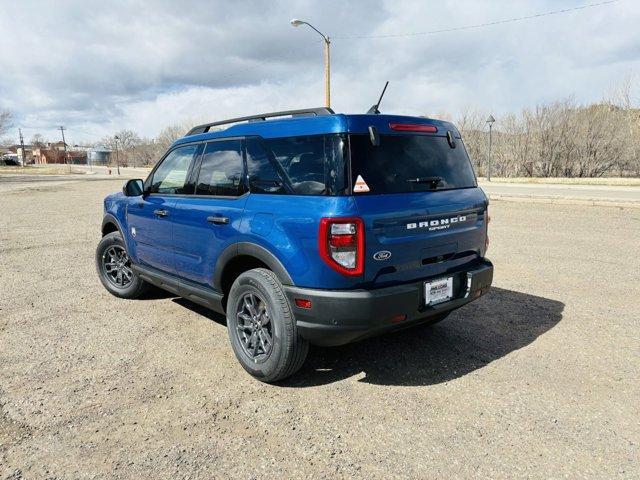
top-left (373, 250), bottom-right (392, 261)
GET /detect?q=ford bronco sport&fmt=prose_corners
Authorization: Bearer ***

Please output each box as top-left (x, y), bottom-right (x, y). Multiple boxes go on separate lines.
top-left (96, 107), bottom-right (493, 382)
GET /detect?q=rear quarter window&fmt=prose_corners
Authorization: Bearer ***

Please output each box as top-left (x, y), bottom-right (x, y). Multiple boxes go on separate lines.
top-left (255, 134), bottom-right (348, 196)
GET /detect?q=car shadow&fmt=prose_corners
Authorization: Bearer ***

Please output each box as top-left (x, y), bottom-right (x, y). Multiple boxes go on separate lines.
top-left (172, 297), bottom-right (227, 327)
top-left (282, 287), bottom-right (564, 387)
top-left (137, 286), bottom-right (176, 300)
top-left (168, 287), bottom-right (563, 388)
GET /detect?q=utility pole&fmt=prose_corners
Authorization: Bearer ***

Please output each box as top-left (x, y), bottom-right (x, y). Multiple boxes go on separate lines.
top-left (486, 115), bottom-right (496, 182)
top-left (59, 126), bottom-right (69, 172)
top-left (114, 135), bottom-right (121, 175)
top-left (18, 128), bottom-right (26, 167)
top-left (324, 36), bottom-right (331, 108)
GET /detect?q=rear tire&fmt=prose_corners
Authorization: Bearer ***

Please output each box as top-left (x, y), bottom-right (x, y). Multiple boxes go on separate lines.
top-left (226, 268), bottom-right (309, 383)
top-left (96, 231), bottom-right (149, 299)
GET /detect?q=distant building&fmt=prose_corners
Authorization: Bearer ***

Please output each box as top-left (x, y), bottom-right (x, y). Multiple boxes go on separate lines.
top-left (49, 141), bottom-right (67, 152)
top-left (5, 142), bottom-right (112, 166)
top-left (29, 141), bottom-right (92, 165)
top-left (33, 146), bottom-right (63, 164)
top-left (88, 149), bottom-right (111, 165)
top-left (69, 151), bottom-right (88, 164)
top-left (13, 145), bottom-right (34, 165)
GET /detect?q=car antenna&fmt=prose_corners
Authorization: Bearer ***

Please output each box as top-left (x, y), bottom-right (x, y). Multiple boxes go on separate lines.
top-left (367, 81), bottom-right (389, 114)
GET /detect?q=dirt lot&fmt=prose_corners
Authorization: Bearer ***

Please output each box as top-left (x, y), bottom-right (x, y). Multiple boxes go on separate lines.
top-left (1, 178), bottom-right (638, 479)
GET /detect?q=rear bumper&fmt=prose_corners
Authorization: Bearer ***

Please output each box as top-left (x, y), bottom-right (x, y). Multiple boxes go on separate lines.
top-left (284, 259), bottom-right (493, 346)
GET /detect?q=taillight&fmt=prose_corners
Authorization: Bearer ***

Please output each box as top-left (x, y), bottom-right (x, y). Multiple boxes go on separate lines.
top-left (389, 123), bottom-right (438, 133)
top-left (319, 217), bottom-right (365, 276)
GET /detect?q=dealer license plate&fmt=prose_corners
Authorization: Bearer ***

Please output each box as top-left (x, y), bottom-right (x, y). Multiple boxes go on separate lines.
top-left (424, 277), bottom-right (453, 305)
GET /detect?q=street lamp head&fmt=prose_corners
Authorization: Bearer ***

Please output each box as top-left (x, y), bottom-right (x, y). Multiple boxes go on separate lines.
top-left (290, 18), bottom-right (304, 27)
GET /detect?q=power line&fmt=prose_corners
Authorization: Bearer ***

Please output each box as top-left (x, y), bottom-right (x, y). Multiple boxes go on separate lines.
top-left (333, 0), bottom-right (619, 39)
top-left (65, 127), bottom-right (104, 138)
top-left (19, 125), bottom-right (100, 136)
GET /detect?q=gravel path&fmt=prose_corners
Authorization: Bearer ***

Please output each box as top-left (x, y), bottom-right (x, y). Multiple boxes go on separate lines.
top-left (1, 179), bottom-right (638, 478)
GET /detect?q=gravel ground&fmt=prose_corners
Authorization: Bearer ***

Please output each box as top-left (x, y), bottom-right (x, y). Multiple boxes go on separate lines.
top-left (1, 179), bottom-right (638, 479)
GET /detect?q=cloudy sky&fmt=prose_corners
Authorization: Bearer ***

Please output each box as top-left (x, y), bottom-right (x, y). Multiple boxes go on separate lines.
top-left (1, 0), bottom-right (639, 145)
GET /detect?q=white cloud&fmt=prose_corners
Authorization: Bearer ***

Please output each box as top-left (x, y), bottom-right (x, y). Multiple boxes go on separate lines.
top-left (1, 0), bottom-right (639, 143)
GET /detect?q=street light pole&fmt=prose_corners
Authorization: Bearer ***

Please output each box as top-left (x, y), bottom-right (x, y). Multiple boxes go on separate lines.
top-left (114, 135), bottom-right (121, 176)
top-left (486, 115), bottom-right (496, 182)
top-left (291, 19), bottom-right (331, 108)
top-left (324, 36), bottom-right (331, 108)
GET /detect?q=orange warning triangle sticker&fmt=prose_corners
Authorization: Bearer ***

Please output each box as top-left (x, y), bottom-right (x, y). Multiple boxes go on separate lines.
top-left (353, 174), bottom-right (370, 193)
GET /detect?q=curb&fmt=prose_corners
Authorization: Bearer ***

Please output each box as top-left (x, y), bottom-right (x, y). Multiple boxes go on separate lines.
top-left (488, 194), bottom-right (640, 209)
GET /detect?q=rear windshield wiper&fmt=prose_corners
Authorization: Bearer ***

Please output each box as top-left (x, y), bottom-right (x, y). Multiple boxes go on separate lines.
top-left (406, 176), bottom-right (443, 188)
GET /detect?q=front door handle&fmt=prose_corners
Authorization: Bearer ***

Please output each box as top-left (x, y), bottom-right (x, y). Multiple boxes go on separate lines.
top-left (207, 215), bottom-right (229, 225)
top-left (154, 209), bottom-right (169, 217)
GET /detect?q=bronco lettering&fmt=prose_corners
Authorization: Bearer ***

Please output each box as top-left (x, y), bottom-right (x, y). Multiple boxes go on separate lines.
top-left (407, 215), bottom-right (467, 231)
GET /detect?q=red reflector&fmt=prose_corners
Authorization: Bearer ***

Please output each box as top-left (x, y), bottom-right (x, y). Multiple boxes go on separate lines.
top-left (389, 123), bottom-right (438, 133)
top-left (390, 314), bottom-right (407, 324)
top-left (329, 234), bottom-right (356, 248)
top-left (294, 298), bottom-right (312, 309)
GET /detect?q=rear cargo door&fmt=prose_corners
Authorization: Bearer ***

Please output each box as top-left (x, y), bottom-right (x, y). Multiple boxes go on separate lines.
top-left (348, 133), bottom-right (488, 286)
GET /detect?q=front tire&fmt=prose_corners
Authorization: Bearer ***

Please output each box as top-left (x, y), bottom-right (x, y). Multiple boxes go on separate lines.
top-left (226, 268), bottom-right (309, 383)
top-left (96, 231), bottom-right (149, 299)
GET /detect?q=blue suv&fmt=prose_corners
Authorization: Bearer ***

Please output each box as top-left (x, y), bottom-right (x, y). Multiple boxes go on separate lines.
top-left (96, 107), bottom-right (493, 382)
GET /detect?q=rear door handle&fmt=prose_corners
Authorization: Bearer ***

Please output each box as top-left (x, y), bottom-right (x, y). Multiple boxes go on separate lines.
top-left (154, 209), bottom-right (169, 217)
top-left (207, 216), bottom-right (229, 225)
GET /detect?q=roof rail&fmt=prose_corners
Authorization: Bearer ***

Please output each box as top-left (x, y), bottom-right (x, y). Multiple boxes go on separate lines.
top-left (186, 107), bottom-right (335, 136)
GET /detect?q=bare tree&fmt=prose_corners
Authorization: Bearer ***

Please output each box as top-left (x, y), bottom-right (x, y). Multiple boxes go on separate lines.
top-left (156, 125), bottom-right (188, 151)
top-left (129, 137), bottom-right (166, 167)
top-left (126, 124), bottom-right (189, 167)
top-left (31, 133), bottom-right (46, 147)
top-left (604, 76), bottom-right (640, 176)
top-left (455, 108), bottom-right (488, 174)
top-left (457, 84), bottom-right (638, 178)
top-left (101, 130), bottom-right (142, 167)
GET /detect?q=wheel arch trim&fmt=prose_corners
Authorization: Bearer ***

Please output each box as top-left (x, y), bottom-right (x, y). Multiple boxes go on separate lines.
top-left (101, 213), bottom-right (124, 236)
top-left (214, 242), bottom-right (294, 291)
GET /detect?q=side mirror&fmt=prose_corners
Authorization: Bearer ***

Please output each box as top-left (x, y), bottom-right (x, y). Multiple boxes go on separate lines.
top-left (123, 178), bottom-right (144, 196)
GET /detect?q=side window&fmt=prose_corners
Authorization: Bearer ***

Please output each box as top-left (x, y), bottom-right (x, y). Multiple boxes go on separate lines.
top-left (196, 140), bottom-right (244, 196)
top-left (150, 145), bottom-right (198, 194)
top-left (246, 137), bottom-right (286, 194)
top-left (259, 134), bottom-right (348, 196)
top-left (265, 136), bottom-right (326, 187)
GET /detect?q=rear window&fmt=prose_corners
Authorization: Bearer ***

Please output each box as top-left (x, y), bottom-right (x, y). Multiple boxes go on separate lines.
top-left (349, 134), bottom-right (477, 194)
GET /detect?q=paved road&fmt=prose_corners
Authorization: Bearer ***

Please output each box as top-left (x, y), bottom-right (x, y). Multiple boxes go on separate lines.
top-left (0, 171), bottom-right (144, 194)
top-left (3, 172), bottom-right (638, 206)
top-left (480, 181), bottom-right (640, 205)
top-left (69, 165), bottom-right (151, 176)
top-left (1, 178), bottom-right (638, 478)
